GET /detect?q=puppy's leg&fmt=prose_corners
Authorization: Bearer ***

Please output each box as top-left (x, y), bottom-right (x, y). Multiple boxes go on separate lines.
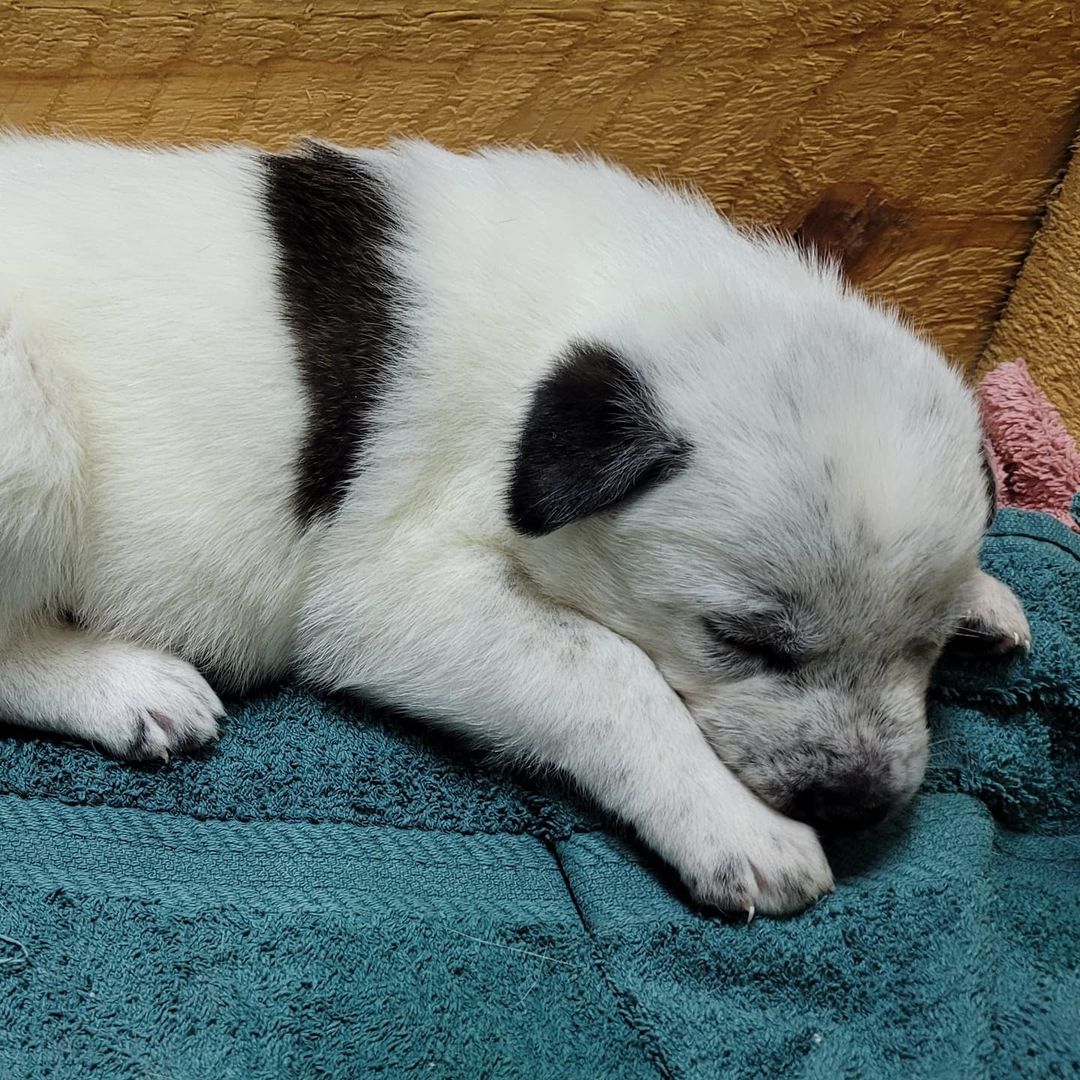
top-left (954, 569), bottom-right (1031, 655)
top-left (0, 308), bottom-right (79, 643)
top-left (303, 549), bottom-right (833, 916)
top-left (0, 622), bottom-right (222, 760)
top-left (0, 309), bottom-right (221, 759)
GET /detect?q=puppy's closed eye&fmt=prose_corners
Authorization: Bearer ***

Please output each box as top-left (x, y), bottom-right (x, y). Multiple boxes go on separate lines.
top-left (703, 615), bottom-right (800, 675)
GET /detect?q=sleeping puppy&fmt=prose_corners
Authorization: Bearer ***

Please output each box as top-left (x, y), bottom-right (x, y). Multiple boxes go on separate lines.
top-left (0, 134), bottom-right (1029, 916)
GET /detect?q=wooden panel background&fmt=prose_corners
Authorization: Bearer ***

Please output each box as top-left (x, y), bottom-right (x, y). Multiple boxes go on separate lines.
top-left (2, 0), bottom-right (1079, 369)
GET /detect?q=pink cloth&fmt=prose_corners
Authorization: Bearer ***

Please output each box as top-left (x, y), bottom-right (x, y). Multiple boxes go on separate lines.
top-left (977, 358), bottom-right (1080, 531)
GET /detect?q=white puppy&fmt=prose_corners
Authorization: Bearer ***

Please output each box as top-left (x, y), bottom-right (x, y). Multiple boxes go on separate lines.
top-left (0, 134), bottom-right (1028, 916)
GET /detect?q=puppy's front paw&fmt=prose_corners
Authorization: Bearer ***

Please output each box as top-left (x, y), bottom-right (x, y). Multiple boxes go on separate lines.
top-left (679, 802), bottom-right (833, 918)
top-left (74, 646), bottom-right (224, 761)
top-left (954, 571), bottom-right (1031, 656)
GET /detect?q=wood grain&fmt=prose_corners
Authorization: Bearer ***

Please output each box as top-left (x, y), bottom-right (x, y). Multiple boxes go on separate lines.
top-left (978, 140), bottom-right (1080, 437)
top-left (2, 1), bottom-right (1079, 366)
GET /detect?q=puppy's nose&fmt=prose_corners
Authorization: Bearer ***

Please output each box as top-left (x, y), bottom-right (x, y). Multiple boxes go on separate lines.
top-left (787, 777), bottom-right (891, 836)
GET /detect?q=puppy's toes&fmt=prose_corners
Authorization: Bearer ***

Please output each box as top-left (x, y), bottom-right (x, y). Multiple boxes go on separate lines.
top-left (951, 615), bottom-right (1030, 657)
top-left (951, 571), bottom-right (1031, 657)
top-left (122, 703), bottom-right (222, 763)
top-left (679, 801), bottom-right (834, 919)
top-left (71, 646), bottom-right (224, 760)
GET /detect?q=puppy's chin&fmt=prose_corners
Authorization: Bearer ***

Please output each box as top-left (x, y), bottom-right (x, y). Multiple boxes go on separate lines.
top-left (715, 758), bottom-right (789, 812)
top-left (695, 718), bottom-right (927, 835)
top-left (687, 722), bottom-right (787, 808)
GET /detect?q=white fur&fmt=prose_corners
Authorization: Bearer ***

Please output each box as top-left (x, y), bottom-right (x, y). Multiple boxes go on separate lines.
top-left (0, 134), bottom-right (1023, 915)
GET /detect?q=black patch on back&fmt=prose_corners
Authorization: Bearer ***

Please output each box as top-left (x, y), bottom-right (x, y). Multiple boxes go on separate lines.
top-left (262, 142), bottom-right (401, 523)
top-left (508, 343), bottom-right (692, 536)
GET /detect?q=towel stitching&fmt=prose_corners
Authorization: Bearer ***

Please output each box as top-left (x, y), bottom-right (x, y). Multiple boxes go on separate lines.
top-left (544, 836), bottom-right (677, 1080)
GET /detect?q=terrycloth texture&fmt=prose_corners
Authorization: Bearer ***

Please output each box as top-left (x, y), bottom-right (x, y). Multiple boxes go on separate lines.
top-left (978, 358), bottom-right (1080, 529)
top-left (1, 508), bottom-right (1078, 1080)
top-left (978, 137), bottom-right (1080, 440)
top-left (3, 370), bottom-right (1080, 1077)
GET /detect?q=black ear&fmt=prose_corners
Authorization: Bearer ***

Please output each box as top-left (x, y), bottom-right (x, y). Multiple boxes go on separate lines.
top-left (508, 343), bottom-right (692, 536)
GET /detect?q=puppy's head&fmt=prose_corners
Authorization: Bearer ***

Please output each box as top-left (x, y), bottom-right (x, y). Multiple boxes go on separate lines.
top-left (509, 285), bottom-right (1005, 835)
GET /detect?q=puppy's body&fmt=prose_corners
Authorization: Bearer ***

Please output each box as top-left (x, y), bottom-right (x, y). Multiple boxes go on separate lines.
top-left (0, 134), bottom-right (1026, 915)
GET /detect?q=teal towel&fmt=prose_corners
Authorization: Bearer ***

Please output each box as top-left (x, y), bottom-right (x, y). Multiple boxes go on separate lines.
top-left (1, 508), bottom-right (1077, 1079)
